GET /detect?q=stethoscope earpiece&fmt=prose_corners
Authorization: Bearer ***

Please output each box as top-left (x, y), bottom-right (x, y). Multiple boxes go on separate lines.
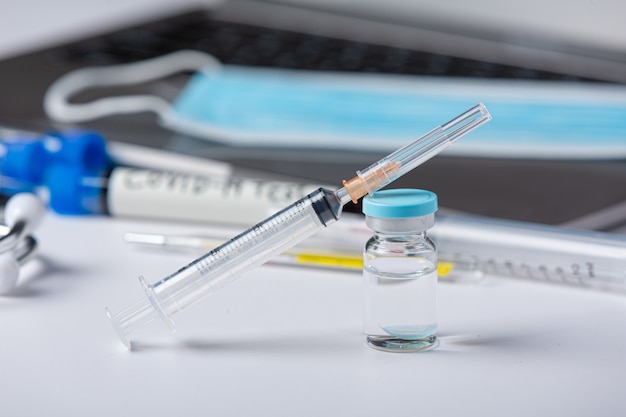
top-left (0, 193), bottom-right (44, 295)
top-left (4, 193), bottom-right (45, 235)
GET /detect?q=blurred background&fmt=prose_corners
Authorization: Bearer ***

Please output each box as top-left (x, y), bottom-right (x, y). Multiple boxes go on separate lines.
top-left (2, 0), bottom-right (626, 228)
top-left (3, 0), bottom-right (626, 60)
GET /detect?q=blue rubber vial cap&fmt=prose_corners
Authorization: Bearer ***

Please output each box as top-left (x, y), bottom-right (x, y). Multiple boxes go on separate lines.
top-left (0, 139), bottom-right (47, 183)
top-left (363, 189), bottom-right (438, 219)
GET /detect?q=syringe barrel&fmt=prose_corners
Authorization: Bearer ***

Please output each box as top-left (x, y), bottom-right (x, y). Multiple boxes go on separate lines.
top-left (354, 103), bottom-right (491, 196)
top-left (433, 214), bottom-right (626, 293)
top-left (107, 188), bottom-right (342, 345)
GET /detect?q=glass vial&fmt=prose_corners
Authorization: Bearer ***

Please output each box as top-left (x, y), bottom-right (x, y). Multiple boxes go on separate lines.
top-left (362, 189), bottom-right (438, 352)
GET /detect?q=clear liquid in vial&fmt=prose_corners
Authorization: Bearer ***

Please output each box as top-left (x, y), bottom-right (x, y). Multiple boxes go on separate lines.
top-left (363, 257), bottom-right (438, 352)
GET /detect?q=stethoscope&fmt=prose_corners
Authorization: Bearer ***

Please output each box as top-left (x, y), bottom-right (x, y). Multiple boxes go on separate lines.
top-left (0, 193), bottom-right (45, 294)
top-left (0, 129), bottom-right (107, 294)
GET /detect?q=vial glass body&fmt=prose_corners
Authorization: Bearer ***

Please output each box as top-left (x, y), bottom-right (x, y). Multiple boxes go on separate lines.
top-left (363, 231), bottom-right (438, 352)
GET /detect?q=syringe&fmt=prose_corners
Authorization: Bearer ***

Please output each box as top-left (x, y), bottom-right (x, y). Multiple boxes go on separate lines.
top-left (106, 103), bottom-right (491, 348)
top-left (433, 213), bottom-right (626, 293)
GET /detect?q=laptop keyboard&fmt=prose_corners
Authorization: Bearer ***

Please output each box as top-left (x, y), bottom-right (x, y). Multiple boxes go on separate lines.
top-left (52, 10), bottom-right (594, 81)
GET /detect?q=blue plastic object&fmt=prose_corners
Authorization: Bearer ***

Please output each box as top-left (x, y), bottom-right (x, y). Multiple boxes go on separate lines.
top-left (0, 130), bottom-right (110, 187)
top-left (0, 139), bottom-right (47, 184)
top-left (44, 164), bottom-right (105, 215)
top-left (362, 189), bottom-right (438, 219)
top-left (44, 130), bottom-right (110, 171)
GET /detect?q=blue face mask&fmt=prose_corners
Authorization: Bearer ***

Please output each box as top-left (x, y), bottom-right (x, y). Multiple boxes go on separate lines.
top-left (167, 66), bottom-right (471, 149)
top-left (44, 50), bottom-right (626, 159)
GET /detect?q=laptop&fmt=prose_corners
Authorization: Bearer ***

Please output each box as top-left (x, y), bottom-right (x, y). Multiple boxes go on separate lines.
top-left (1, 0), bottom-right (626, 229)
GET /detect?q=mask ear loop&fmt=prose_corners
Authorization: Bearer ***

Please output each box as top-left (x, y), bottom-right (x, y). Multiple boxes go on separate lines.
top-left (44, 50), bottom-right (222, 123)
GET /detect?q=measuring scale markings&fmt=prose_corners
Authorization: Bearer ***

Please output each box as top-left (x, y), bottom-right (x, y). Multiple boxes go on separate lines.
top-left (193, 198), bottom-right (320, 279)
top-left (484, 257), bottom-right (599, 286)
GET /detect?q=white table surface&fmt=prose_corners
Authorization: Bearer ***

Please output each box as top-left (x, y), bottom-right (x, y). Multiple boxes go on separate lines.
top-left (2, 1), bottom-right (626, 415)
top-left (2, 212), bottom-right (625, 416)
